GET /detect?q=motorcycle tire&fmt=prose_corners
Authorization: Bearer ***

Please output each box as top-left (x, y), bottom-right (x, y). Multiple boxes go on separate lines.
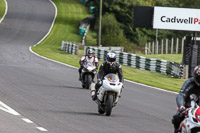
top-left (98, 104), bottom-right (105, 114)
top-left (105, 95), bottom-right (113, 116)
top-left (85, 75), bottom-right (92, 89)
top-left (82, 84), bottom-right (85, 88)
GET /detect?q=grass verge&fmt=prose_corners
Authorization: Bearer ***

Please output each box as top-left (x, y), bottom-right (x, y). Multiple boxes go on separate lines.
top-left (32, 0), bottom-right (185, 92)
top-left (139, 54), bottom-right (183, 64)
top-left (0, 0), bottom-right (6, 21)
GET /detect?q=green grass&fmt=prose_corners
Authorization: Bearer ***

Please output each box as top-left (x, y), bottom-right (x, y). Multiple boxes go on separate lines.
top-left (85, 30), bottom-right (97, 46)
top-left (33, 0), bottom-right (90, 48)
top-left (138, 54), bottom-right (183, 63)
top-left (0, 0), bottom-right (6, 20)
top-left (32, 0), bottom-right (185, 92)
top-left (123, 65), bottom-right (184, 92)
top-left (32, 0), bottom-right (90, 63)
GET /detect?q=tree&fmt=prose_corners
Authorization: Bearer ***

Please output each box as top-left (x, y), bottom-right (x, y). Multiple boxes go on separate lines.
top-left (87, 0), bottom-right (195, 48)
top-left (101, 13), bottom-right (128, 47)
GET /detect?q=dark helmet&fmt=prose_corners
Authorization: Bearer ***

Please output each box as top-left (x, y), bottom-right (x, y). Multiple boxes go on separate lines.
top-left (87, 49), bottom-right (94, 58)
top-left (106, 52), bottom-right (116, 63)
top-left (194, 65), bottom-right (200, 86)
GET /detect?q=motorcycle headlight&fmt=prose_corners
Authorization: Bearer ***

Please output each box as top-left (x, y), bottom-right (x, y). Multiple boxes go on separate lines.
top-left (87, 67), bottom-right (93, 71)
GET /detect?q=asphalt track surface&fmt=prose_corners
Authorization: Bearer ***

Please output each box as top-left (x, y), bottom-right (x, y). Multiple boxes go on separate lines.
top-left (0, 0), bottom-right (178, 133)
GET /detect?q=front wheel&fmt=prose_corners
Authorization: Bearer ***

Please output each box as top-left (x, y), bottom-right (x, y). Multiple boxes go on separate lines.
top-left (85, 75), bottom-right (92, 89)
top-left (105, 95), bottom-right (113, 116)
top-left (98, 104), bottom-right (105, 114)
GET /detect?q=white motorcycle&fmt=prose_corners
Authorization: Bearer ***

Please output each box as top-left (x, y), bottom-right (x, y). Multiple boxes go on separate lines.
top-left (91, 74), bottom-right (123, 116)
top-left (81, 62), bottom-right (97, 89)
top-left (179, 94), bottom-right (200, 133)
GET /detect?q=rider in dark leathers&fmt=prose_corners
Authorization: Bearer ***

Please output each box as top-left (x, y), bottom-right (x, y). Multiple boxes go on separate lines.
top-left (172, 65), bottom-right (200, 133)
top-left (92, 52), bottom-right (124, 100)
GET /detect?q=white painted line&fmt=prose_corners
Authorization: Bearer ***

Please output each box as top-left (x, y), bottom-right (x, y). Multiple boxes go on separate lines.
top-left (33, 0), bottom-right (57, 47)
top-left (22, 118), bottom-right (34, 123)
top-left (125, 79), bottom-right (178, 94)
top-left (29, 47), bottom-right (78, 69)
top-left (36, 127), bottom-right (48, 132)
top-left (0, 101), bottom-right (20, 115)
top-left (0, 0), bottom-right (8, 23)
top-left (29, 0), bottom-right (79, 69)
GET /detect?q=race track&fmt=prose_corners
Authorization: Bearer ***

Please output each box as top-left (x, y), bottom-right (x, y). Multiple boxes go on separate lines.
top-left (0, 0), bottom-right (177, 133)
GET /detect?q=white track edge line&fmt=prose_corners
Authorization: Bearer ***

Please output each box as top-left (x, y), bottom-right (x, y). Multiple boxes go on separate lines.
top-left (29, 0), bottom-right (178, 95)
top-left (29, 47), bottom-right (78, 69)
top-left (125, 79), bottom-right (178, 94)
top-left (0, 0), bottom-right (8, 23)
top-left (36, 127), bottom-right (48, 132)
top-left (33, 0), bottom-right (57, 47)
top-left (22, 118), bottom-right (34, 123)
top-left (0, 101), bottom-right (20, 115)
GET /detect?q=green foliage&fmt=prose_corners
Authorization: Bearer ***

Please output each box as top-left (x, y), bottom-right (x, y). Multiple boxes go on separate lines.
top-left (86, 0), bottom-right (198, 52)
top-left (170, 0), bottom-right (200, 8)
top-left (85, 31), bottom-right (97, 46)
top-left (101, 13), bottom-right (128, 46)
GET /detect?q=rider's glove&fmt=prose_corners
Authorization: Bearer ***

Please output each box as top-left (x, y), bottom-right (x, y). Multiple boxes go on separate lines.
top-left (178, 106), bottom-right (186, 112)
top-left (80, 61), bottom-right (84, 66)
top-left (97, 79), bottom-right (102, 86)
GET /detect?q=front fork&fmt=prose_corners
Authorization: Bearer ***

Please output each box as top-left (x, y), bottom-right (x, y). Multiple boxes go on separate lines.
top-left (103, 92), bottom-right (118, 107)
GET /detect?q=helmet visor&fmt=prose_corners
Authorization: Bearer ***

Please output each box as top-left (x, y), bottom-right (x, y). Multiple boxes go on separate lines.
top-left (88, 53), bottom-right (93, 57)
top-left (108, 58), bottom-right (116, 62)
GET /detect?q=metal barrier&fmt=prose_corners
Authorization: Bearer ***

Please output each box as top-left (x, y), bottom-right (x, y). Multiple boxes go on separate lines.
top-left (85, 46), bottom-right (183, 78)
top-left (61, 41), bottom-right (79, 55)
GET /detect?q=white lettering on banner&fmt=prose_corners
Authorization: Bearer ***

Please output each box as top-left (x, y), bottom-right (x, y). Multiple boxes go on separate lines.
top-left (153, 7), bottom-right (200, 31)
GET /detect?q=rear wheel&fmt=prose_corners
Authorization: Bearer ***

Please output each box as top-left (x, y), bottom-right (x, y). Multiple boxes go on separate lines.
top-left (105, 95), bottom-right (113, 116)
top-left (85, 75), bottom-right (92, 89)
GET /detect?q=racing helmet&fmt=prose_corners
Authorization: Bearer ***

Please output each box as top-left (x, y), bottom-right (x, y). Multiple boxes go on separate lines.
top-left (194, 65), bottom-right (200, 86)
top-left (106, 52), bottom-right (116, 63)
top-left (87, 49), bottom-right (94, 58)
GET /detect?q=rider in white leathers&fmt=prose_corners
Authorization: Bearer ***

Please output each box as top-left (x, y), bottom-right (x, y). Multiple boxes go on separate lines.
top-left (78, 49), bottom-right (99, 81)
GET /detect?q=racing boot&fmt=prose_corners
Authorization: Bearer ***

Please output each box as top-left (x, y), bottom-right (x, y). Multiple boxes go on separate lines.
top-left (90, 82), bottom-right (97, 101)
top-left (172, 115), bottom-right (180, 133)
top-left (92, 94), bottom-right (97, 101)
top-left (79, 73), bottom-right (82, 81)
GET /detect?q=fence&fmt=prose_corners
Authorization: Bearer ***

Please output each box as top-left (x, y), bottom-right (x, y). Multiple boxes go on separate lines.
top-left (85, 46), bottom-right (184, 78)
top-left (145, 38), bottom-right (184, 55)
top-left (61, 41), bottom-right (79, 55)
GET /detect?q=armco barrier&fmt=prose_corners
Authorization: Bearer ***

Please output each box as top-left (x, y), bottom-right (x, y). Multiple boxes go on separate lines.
top-left (61, 41), bottom-right (79, 55)
top-left (84, 46), bottom-right (183, 78)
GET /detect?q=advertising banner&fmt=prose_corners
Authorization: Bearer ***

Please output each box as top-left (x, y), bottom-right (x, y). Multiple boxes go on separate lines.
top-left (153, 6), bottom-right (200, 31)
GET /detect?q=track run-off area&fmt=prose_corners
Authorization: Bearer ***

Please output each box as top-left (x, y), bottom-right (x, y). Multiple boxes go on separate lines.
top-left (0, 0), bottom-right (177, 132)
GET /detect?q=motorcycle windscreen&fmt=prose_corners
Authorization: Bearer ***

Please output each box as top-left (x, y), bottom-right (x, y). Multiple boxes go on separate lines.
top-left (105, 74), bottom-right (119, 82)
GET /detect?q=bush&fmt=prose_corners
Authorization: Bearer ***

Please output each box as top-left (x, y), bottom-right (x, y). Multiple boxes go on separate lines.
top-left (100, 13), bottom-right (129, 47)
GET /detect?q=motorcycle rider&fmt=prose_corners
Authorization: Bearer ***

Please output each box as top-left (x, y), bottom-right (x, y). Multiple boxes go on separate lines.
top-left (172, 65), bottom-right (200, 133)
top-left (91, 52), bottom-right (124, 101)
top-left (78, 49), bottom-right (99, 81)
